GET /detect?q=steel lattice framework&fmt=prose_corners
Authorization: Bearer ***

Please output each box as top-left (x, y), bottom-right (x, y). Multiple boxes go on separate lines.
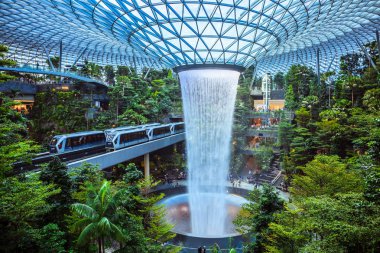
top-left (1, 0), bottom-right (380, 75)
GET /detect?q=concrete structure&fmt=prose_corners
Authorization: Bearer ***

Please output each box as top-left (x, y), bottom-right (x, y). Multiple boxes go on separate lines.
top-left (67, 133), bottom-right (185, 178)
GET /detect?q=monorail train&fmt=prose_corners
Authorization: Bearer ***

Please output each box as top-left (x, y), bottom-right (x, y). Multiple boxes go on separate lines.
top-left (49, 122), bottom-right (185, 154)
top-left (104, 123), bottom-right (160, 143)
top-left (171, 122), bottom-right (185, 134)
top-left (103, 123), bottom-right (160, 136)
top-left (106, 122), bottom-right (185, 151)
top-left (105, 128), bottom-right (151, 151)
top-left (49, 131), bottom-right (106, 154)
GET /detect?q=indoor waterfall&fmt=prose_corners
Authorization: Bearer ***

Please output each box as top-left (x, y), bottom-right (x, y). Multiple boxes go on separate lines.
top-left (179, 68), bottom-right (240, 237)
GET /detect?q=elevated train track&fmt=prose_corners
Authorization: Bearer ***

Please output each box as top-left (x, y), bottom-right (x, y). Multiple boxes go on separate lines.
top-left (13, 131), bottom-right (185, 174)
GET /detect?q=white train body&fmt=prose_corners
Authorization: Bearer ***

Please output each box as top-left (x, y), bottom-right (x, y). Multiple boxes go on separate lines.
top-left (106, 122), bottom-right (185, 151)
top-left (49, 122), bottom-right (184, 154)
top-left (49, 131), bottom-right (105, 154)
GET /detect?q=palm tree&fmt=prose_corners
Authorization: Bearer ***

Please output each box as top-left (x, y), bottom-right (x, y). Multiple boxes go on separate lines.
top-left (71, 181), bottom-right (125, 253)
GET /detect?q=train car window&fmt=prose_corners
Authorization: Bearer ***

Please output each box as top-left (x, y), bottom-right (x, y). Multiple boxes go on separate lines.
top-left (65, 138), bottom-right (72, 148)
top-left (155, 126), bottom-right (170, 135)
top-left (50, 138), bottom-right (59, 145)
top-left (70, 137), bottom-right (80, 147)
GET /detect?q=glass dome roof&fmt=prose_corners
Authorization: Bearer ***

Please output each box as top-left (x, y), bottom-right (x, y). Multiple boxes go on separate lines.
top-left (1, 0), bottom-right (380, 74)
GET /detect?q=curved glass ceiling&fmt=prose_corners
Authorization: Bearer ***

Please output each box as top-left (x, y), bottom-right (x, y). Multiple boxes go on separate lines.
top-left (1, 0), bottom-right (380, 74)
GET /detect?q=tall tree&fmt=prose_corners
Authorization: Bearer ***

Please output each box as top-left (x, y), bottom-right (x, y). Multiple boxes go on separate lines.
top-left (0, 176), bottom-right (60, 252)
top-left (104, 65), bottom-right (115, 85)
top-left (40, 157), bottom-right (73, 227)
top-left (273, 72), bottom-right (285, 90)
top-left (290, 155), bottom-right (363, 198)
top-left (0, 95), bottom-right (40, 178)
top-left (235, 184), bottom-right (284, 253)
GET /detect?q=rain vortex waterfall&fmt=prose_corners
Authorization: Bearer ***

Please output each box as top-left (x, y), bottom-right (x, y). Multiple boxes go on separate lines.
top-left (179, 69), bottom-right (240, 237)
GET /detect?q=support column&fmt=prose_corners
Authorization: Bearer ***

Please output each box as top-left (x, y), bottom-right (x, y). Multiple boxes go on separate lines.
top-left (356, 38), bottom-right (378, 72)
top-left (316, 48), bottom-right (321, 97)
top-left (43, 45), bottom-right (55, 71)
top-left (376, 30), bottom-right (380, 58)
top-left (144, 153), bottom-right (150, 180)
top-left (59, 40), bottom-right (63, 72)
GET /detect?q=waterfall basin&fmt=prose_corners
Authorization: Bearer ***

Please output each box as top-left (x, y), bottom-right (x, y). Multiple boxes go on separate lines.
top-left (158, 193), bottom-right (248, 238)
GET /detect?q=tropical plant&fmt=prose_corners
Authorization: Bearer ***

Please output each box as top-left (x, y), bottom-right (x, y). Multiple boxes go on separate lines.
top-left (0, 44), bottom-right (17, 83)
top-left (0, 176), bottom-right (60, 252)
top-left (37, 223), bottom-right (66, 253)
top-left (254, 145), bottom-right (274, 171)
top-left (290, 155), bottom-right (363, 198)
top-left (71, 180), bottom-right (125, 253)
top-left (40, 157), bottom-right (73, 226)
top-left (234, 184), bottom-right (284, 253)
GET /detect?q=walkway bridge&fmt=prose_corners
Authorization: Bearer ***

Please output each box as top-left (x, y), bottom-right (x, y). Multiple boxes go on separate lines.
top-left (0, 66), bottom-right (106, 86)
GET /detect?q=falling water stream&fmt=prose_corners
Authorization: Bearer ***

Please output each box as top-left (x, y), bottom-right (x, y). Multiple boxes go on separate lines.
top-left (179, 69), bottom-right (240, 237)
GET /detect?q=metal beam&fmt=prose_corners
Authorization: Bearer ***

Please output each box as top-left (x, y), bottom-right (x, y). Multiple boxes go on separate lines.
top-left (356, 38), bottom-right (378, 72)
top-left (59, 40), bottom-right (63, 72)
top-left (249, 64), bottom-right (258, 90)
top-left (71, 48), bottom-right (87, 69)
top-left (326, 54), bottom-right (336, 73)
top-left (143, 67), bottom-right (151, 79)
top-left (296, 51), bottom-right (306, 66)
top-left (376, 30), bottom-right (380, 62)
top-left (42, 45), bottom-right (56, 72)
top-left (317, 48), bottom-right (321, 95)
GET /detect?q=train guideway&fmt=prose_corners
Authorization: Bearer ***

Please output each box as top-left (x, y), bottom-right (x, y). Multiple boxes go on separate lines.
top-left (67, 133), bottom-right (185, 172)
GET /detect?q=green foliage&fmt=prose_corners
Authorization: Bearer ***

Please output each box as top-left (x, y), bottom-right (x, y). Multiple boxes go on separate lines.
top-left (364, 166), bottom-right (380, 203)
top-left (235, 184), bottom-right (284, 253)
top-left (0, 176), bottom-right (60, 252)
top-left (114, 168), bottom-right (180, 253)
top-left (0, 94), bottom-right (40, 178)
top-left (285, 65), bottom-right (317, 107)
top-left (273, 72), bottom-right (285, 89)
top-left (37, 223), bottom-right (66, 253)
top-left (137, 179), bottom-right (179, 252)
top-left (80, 60), bottom-right (103, 78)
top-left (46, 56), bottom-right (60, 69)
top-left (232, 79), bottom-right (251, 173)
top-left (289, 127), bottom-right (315, 166)
top-left (0, 44), bottom-right (17, 83)
top-left (71, 180), bottom-right (125, 253)
top-left (40, 157), bottom-right (73, 226)
top-left (69, 162), bottom-right (104, 191)
top-left (122, 163), bottom-right (144, 196)
top-left (284, 84), bottom-right (297, 110)
top-left (95, 71), bottom-right (181, 129)
top-left (277, 122), bottom-right (293, 154)
top-left (363, 88), bottom-right (380, 112)
top-left (294, 107), bottom-right (311, 127)
top-left (254, 146), bottom-right (274, 171)
top-left (290, 155), bottom-right (363, 198)
top-left (104, 65), bottom-right (115, 85)
top-left (267, 193), bottom-right (380, 253)
top-left (29, 90), bottom-right (91, 144)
